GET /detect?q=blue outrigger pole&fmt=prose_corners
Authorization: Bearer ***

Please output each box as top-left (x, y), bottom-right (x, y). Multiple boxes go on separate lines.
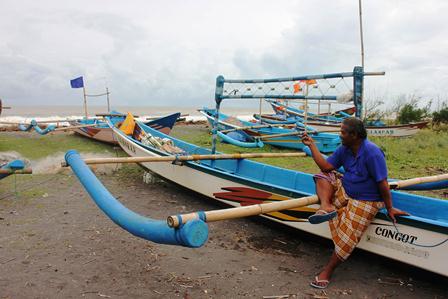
top-left (211, 66), bottom-right (385, 154)
top-left (65, 150), bottom-right (209, 248)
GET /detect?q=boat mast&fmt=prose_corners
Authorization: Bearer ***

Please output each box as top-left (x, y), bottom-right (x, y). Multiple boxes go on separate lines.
top-left (82, 85), bottom-right (88, 119)
top-left (358, 0), bottom-right (365, 69)
top-left (358, 0), bottom-right (365, 119)
top-left (106, 87), bottom-right (111, 113)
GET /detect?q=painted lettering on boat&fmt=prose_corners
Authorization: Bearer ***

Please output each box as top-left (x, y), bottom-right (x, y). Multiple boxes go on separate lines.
top-left (117, 134), bottom-right (136, 154)
top-left (374, 227), bottom-right (418, 244)
top-left (367, 129), bottom-right (395, 136)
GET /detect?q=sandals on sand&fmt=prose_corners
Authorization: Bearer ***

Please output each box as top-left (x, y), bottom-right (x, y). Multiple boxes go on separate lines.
top-left (310, 276), bottom-right (330, 289)
top-left (308, 210), bottom-right (337, 224)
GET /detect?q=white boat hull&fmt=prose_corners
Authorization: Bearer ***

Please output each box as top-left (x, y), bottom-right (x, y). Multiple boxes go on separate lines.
top-left (308, 121), bottom-right (429, 137)
top-left (112, 127), bottom-right (448, 277)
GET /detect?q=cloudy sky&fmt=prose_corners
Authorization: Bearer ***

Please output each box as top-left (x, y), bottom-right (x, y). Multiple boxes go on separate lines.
top-left (1, 0), bottom-right (447, 109)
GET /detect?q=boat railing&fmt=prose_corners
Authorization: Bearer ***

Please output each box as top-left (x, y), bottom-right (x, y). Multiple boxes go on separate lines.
top-left (211, 66), bottom-right (385, 153)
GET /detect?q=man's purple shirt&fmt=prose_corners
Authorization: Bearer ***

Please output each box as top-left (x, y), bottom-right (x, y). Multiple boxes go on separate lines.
top-left (327, 139), bottom-right (387, 201)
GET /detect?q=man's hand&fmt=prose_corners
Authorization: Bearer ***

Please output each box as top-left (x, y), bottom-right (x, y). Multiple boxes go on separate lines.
top-left (302, 132), bottom-right (314, 147)
top-left (387, 207), bottom-right (410, 223)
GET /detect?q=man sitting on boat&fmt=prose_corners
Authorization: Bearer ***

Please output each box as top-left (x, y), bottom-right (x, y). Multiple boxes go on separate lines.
top-left (302, 117), bottom-right (408, 289)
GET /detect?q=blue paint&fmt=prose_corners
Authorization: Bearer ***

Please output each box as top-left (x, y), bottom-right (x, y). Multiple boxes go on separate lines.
top-left (65, 150), bottom-right (209, 248)
top-left (0, 159), bottom-right (25, 180)
top-left (18, 119), bottom-right (56, 135)
top-left (201, 108), bottom-right (340, 153)
top-left (217, 131), bottom-right (264, 148)
top-left (118, 120), bottom-right (448, 230)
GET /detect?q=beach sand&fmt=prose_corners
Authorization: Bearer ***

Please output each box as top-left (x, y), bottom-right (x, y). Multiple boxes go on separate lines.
top-left (0, 131), bottom-right (447, 298)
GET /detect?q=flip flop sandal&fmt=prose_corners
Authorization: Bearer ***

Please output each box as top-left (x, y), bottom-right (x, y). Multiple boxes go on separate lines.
top-left (308, 209), bottom-right (337, 224)
top-left (310, 276), bottom-right (330, 289)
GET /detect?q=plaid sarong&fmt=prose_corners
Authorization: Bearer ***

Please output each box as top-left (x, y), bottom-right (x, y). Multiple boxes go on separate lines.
top-left (314, 171), bottom-right (384, 261)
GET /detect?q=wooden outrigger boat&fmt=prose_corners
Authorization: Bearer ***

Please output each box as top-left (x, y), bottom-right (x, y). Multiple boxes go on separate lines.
top-left (199, 108), bottom-right (341, 153)
top-left (11, 112), bottom-right (180, 141)
top-left (269, 100), bottom-right (429, 137)
top-left (64, 116), bottom-right (448, 277)
top-left (64, 68), bottom-right (448, 277)
top-left (69, 112), bottom-right (180, 144)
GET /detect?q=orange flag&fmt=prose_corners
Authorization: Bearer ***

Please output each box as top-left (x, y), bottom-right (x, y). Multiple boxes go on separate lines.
top-left (119, 112), bottom-right (136, 135)
top-left (293, 82), bottom-right (302, 93)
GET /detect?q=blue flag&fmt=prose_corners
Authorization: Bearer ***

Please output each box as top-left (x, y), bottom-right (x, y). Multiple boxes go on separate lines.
top-left (70, 76), bottom-right (84, 88)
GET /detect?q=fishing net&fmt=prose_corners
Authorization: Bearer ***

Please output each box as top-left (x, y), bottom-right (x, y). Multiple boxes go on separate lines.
top-left (221, 76), bottom-right (354, 103)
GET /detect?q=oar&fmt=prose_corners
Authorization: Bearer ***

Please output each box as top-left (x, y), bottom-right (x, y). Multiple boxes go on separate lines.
top-left (167, 173), bottom-right (448, 228)
top-left (0, 168), bottom-right (33, 174)
top-left (60, 152), bottom-right (307, 167)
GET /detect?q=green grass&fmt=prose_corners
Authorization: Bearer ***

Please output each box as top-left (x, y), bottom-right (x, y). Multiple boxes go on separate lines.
top-left (2, 126), bottom-right (446, 199)
top-left (171, 125), bottom-right (320, 173)
top-left (370, 129), bottom-right (448, 179)
top-left (0, 132), bottom-right (118, 160)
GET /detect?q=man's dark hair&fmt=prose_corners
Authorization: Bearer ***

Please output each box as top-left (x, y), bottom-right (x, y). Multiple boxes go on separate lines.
top-left (342, 117), bottom-right (367, 139)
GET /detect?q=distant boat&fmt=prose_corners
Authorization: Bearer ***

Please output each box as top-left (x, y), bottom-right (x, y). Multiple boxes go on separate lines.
top-left (70, 112), bottom-right (181, 144)
top-left (269, 100), bottom-right (429, 137)
top-left (199, 108), bottom-right (341, 153)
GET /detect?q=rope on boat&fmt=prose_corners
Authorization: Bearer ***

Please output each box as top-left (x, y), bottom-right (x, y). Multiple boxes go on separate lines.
top-left (387, 215), bottom-right (448, 248)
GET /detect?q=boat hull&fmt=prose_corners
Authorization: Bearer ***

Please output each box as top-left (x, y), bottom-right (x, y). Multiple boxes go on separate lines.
top-left (71, 112), bottom-right (181, 144)
top-left (73, 126), bottom-right (117, 144)
top-left (307, 121), bottom-right (429, 137)
top-left (200, 109), bottom-right (341, 153)
top-left (111, 125), bottom-right (448, 277)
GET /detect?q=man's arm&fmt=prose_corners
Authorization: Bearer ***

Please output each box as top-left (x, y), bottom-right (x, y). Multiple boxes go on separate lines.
top-left (377, 179), bottom-right (410, 222)
top-left (302, 133), bottom-right (335, 172)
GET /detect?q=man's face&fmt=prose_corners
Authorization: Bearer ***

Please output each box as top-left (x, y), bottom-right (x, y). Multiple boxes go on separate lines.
top-left (339, 124), bottom-right (356, 146)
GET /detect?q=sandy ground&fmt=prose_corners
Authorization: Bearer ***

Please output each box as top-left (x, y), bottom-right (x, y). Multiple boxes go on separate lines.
top-left (1, 166), bottom-right (447, 299)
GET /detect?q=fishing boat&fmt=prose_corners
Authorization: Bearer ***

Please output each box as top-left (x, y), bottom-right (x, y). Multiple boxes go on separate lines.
top-left (270, 100), bottom-right (429, 137)
top-left (199, 108), bottom-right (341, 153)
top-left (64, 114), bottom-right (448, 277)
top-left (65, 68), bottom-right (448, 277)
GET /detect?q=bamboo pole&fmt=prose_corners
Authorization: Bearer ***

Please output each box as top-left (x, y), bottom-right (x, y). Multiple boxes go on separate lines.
top-left (83, 86), bottom-right (88, 119)
top-left (0, 118), bottom-right (101, 125)
top-left (257, 131), bottom-right (304, 140)
top-left (220, 123), bottom-right (290, 133)
top-left (167, 173), bottom-right (448, 227)
top-left (167, 195), bottom-right (319, 228)
top-left (0, 168), bottom-right (32, 174)
top-left (61, 152), bottom-right (307, 167)
top-left (389, 173), bottom-right (448, 190)
top-left (53, 123), bottom-right (100, 132)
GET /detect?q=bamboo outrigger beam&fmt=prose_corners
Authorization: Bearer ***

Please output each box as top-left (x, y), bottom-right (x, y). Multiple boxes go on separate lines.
top-left (167, 195), bottom-right (319, 228)
top-left (257, 131), bottom-right (304, 140)
top-left (0, 168), bottom-right (33, 174)
top-left (389, 173), bottom-right (448, 190)
top-left (61, 152), bottom-right (307, 167)
top-left (53, 123), bottom-right (100, 132)
top-left (220, 123), bottom-right (293, 133)
top-left (167, 173), bottom-right (448, 228)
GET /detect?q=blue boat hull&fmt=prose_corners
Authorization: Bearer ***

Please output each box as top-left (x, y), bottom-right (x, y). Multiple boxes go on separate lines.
top-left (104, 119), bottom-right (448, 276)
top-left (200, 108), bottom-right (341, 153)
